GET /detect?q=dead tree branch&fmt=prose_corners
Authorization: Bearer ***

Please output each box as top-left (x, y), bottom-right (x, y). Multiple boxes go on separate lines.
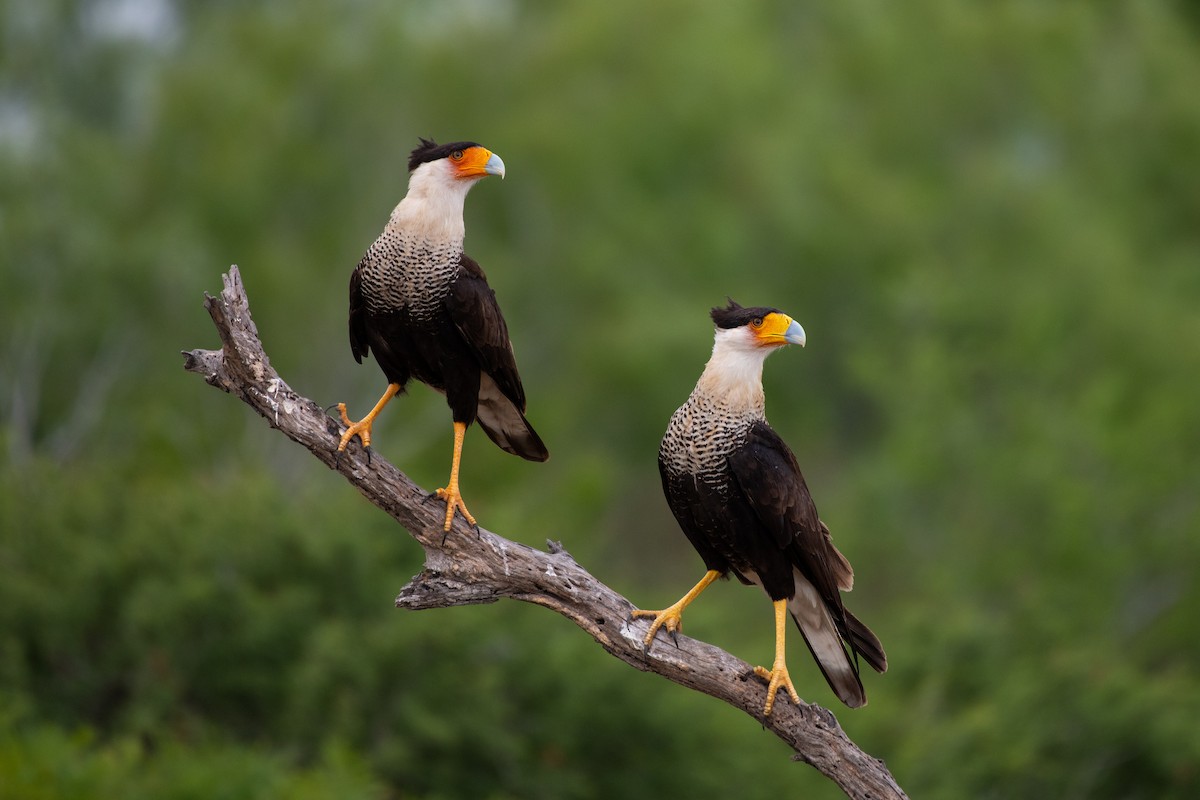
top-left (182, 265), bottom-right (907, 800)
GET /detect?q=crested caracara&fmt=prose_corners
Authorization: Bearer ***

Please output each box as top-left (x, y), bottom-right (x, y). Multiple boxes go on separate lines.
top-left (335, 138), bottom-right (549, 531)
top-left (632, 301), bottom-right (886, 715)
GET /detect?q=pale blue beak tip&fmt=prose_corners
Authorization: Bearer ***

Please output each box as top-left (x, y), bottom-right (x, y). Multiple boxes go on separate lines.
top-left (785, 320), bottom-right (807, 347)
top-left (486, 153), bottom-right (506, 179)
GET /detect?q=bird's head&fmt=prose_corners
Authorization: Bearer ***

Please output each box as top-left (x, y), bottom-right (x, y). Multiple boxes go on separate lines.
top-left (710, 299), bottom-right (806, 353)
top-left (408, 138), bottom-right (506, 182)
top-left (697, 300), bottom-right (805, 404)
top-left (394, 138), bottom-right (506, 234)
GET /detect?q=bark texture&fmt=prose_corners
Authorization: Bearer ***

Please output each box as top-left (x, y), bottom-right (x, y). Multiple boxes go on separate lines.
top-left (183, 265), bottom-right (907, 800)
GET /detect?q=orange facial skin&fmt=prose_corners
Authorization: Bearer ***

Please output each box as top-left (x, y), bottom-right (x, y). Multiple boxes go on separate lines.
top-left (449, 146), bottom-right (506, 180)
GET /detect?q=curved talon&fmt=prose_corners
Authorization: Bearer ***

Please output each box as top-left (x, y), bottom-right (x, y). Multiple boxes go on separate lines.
top-left (434, 420), bottom-right (475, 535)
top-left (755, 598), bottom-right (803, 716)
top-left (336, 404), bottom-right (373, 453)
top-left (630, 605), bottom-right (684, 649)
top-left (630, 570), bottom-right (722, 651)
top-left (332, 384), bottom-right (400, 460)
top-left (754, 662), bottom-right (801, 717)
top-left (435, 484), bottom-right (476, 532)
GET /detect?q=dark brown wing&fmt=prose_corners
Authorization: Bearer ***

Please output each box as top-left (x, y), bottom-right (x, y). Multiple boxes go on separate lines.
top-left (726, 421), bottom-right (853, 609)
top-left (348, 262), bottom-right (370, 364)
top-left (443, 253), bottom-right (548, 462)
top-left (444, 254), bottom-right (526, 409)
top-left (728, 422), bottom-right (886, 678)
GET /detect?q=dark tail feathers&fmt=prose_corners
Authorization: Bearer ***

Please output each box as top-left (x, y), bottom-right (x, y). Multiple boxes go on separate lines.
top-left (844, 608), bottom-right (887, 674)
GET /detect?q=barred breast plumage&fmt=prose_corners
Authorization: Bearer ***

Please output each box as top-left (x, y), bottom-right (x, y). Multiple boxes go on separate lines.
top-left (660, 390), bottom-right (761, 484)
top-left (356, 229), bottom-right (463, 323)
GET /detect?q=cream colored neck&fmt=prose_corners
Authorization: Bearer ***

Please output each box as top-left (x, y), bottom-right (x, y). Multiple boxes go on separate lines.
top-left (386, 160), bottom-right (479, 242)
top-left (693, 328), bottom-right (770, 415)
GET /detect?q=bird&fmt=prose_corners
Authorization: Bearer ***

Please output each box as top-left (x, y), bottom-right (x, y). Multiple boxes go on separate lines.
top-left (632, 300), bottom-right (886, 715)
top-left (335, 138), bottom-right (549, 532)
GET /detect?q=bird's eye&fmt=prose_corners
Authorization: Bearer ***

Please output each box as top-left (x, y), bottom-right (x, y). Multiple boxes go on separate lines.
top-left (450, 150), bottom-right (464, 161)
top-left (751, 317), bottom-right (764, 329)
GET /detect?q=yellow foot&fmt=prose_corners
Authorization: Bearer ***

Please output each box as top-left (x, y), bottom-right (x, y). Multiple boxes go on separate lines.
top-left (630, 570), bottom-right (721, 650)
top-left (434, 484), bottom-right (476, 532)
top-left (335, 402), bottom-right (374, 452)
top-left (333, 384), bottom-right (400, 460)
top-left (753, 660), bottom-right (802, 716)
top-left (631, 602), bottom-right (687, 648)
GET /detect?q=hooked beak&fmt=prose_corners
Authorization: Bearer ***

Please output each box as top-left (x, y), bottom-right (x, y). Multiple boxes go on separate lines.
top-left (484, 152), bottom-right (505, 179)
top-left (784, 318), bottom-right (806, 347)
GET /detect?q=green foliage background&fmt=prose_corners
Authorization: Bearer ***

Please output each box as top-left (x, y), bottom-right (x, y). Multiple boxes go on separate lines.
top-left (2, 0), bottom-right (1199, 797)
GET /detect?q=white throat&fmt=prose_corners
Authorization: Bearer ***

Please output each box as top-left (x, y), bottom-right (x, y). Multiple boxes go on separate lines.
top-left (694, 326), bottom-right (773, 412)
top-left (387, 160), bottom-right (479, 242)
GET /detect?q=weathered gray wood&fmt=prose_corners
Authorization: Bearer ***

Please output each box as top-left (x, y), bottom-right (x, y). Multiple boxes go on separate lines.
top-left (183, 265), bottom-right (907, 800)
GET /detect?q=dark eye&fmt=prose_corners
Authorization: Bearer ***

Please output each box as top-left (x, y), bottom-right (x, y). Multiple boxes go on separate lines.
top-left (450, 150), bottom-right (464, 161)
top-left (751, 317), bottom-right (764, 328)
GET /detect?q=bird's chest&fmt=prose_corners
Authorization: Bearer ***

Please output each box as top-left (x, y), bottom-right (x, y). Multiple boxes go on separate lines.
top-left (358, 234), bottom-right (463, 322)
top-left (660, 395), bottom-right (755, 488)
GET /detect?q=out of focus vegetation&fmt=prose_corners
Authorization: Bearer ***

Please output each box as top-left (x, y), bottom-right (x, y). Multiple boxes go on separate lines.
top-left (2, 1), bottom-right (1199, 797)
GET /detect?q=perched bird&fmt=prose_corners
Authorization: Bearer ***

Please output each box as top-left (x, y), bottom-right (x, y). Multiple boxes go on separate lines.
top-left (335, 138), bottom-right (549, 531)
top-left (632, 301), bottom-right (886, 715)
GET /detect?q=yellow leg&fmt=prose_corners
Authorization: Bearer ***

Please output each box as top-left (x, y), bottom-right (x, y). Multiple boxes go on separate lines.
top-left (434, 421), bottom-right (475, 532)
top-left (753, 599), bottom-right (802, 716)
top-left (631, 569), bottom-right (721, 648)
top-left (336, 383), bottom-right (400, 453)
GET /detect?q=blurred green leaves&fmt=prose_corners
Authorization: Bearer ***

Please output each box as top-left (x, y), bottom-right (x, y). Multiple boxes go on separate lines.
top-left (2, 0), bottom-right (1199, 797)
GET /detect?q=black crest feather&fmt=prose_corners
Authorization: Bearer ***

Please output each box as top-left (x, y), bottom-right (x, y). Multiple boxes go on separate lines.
top-left (710, 299), bottom-right (782, 329)
top-left (408, 137), bottom-right (483, 171)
